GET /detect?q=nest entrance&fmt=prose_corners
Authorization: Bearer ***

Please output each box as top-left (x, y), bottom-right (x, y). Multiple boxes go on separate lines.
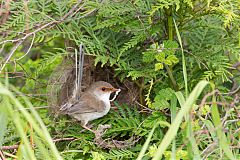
top-left (47, 55), bottom-right (139, 115)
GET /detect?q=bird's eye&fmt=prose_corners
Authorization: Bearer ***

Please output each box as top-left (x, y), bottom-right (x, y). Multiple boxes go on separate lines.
top-left (101, 87), bottom-right (106, 91)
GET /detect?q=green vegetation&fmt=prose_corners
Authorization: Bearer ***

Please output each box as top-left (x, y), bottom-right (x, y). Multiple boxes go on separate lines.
top-left (0, 0), bottom-right (239, 159)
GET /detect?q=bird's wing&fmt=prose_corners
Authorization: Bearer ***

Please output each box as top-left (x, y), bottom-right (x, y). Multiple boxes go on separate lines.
top-left (66, 93), bottom-right (105, 115)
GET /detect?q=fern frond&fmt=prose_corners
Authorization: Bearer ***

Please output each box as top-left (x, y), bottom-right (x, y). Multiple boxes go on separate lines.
top-left (103, 149), bottom-right (136, 160)
top-left (117, 34), bottom-right (147, 61)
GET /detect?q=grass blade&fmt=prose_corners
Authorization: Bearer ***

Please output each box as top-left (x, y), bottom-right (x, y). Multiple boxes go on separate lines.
top-left (170, 96), bottom-right (177, 160)
top-left (152, 81), bottom-right (209, 160)
top-left (137, 124), bottom-right (157, 160)
top-left (211, 94), bottom-right (236, 159)
top-left (0, 83), bottom-right (62, 160)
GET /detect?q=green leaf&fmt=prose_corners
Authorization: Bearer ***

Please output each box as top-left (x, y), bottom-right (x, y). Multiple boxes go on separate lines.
top-left (152, 88), bottom-right (175, 109)
top-left (94, 55), bottom-right (109, 67)
top-left (143, 51), bottom-right (156, 63)
top-left (155, 52), bottom-right (165, 62)
top-left (163, 40), bottom-right (179, 49)
top-left (136, 124), bottom-right (157, 160)
top-left (155, 63), bottom-right (164, 71)
top-left (211, 94), bottom-right (236, 160)
top-left (162, 40), bottom-right (179, 55)
top-left (143, 112), bottom-right (167, 128)
top-left (163, 59), bottom-right (172, 65)
top-left (166, 55), bottom-right (179, 64)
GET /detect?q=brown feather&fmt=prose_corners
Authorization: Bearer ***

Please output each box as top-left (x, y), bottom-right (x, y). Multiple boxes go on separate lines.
top-left (66, 92), bottom-right (105, 115)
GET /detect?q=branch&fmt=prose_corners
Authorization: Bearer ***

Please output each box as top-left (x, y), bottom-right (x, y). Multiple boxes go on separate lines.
top-left (0, 150), bottom-right (6, 160)
top-left (0, 0), bottom-right (86, 71)
top-left (0, 0), bottom-right (84, 45)
top-left (1, 137), bottom-right (76, 150)
top-left (199, 89), bottom-right (219, 108)
top-left (0, 40), bottom-right (23, 72)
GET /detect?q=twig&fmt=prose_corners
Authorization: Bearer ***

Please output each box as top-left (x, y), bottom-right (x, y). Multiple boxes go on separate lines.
top-left (0, 150), bottom-right (6, 160)
top-left (77, 43), bottom-right (84, 99)
top-left (201, 141), bottom-right (218, 159)
top-left (135, 101), bottom-right (152, 112)
top-left (223, 119), bottom-right (240, 128)
top-left (199, 90), bottom-right (219, 108)
top-left (60, 0), bottom-right (84, 21)
top-left (1, 145), bottom-right (19, 150)
top-left (232, 61), bottom-right (240, 71)
top-left (2, 151), bottom-right (17, 159)
top-left (94, 124), bottom-right (140, 149)
top-left (53, 137), bottom-right (76, 143)
top-left (0, 21), bottom-right (57, 45)
top-left (233, 128), bottom-right (240, 135)
top-left (222, 86), bottom-right (240, 95)
top-left (0, 40), bottom-right (23, 72)
top-left (16, 33), bottom-right (35, 61)
top-left (0, 0), bottom-right (86, 71)
top-left (14, 106), bottom-right (50, 111)
top-left (0, 0), bottom-right (84, 45)
top-left (205, 101), bottom-right (230, 106)
top-left (1, 137), bottom-right (76, 150)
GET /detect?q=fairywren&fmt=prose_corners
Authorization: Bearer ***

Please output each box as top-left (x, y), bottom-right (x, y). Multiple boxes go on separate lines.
top-left (61, 81), bottom-right (120, 132)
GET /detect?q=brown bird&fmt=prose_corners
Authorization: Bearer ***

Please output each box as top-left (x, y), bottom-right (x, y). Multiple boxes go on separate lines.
top-left (61, 81), bottom-right (120, 132)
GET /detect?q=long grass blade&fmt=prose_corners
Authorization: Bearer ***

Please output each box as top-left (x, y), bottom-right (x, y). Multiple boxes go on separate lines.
top-left (170, 96), bottom-right (177, 160)
top-left (211, 94), bottom-right (236, 159)
top-left (137, 124), bottom-right (157, 160)
top-left (152, 81), bottom-right (209, 160)
top-left (0, 83), bottom-right (62, 160)
top-left (173, 21), bottom-right (203, 158)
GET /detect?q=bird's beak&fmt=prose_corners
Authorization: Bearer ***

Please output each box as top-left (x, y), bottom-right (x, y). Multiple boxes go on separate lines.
top-left (111, 88), bottom-right (121, 92)
top-left (104, 87), bottom-right (121, 93)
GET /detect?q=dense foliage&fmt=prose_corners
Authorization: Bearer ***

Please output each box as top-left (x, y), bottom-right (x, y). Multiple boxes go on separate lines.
top-left (0, 0), bottom-right (239, 159)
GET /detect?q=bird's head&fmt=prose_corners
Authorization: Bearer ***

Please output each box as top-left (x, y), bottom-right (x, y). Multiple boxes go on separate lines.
top-left (89, 81), bottom-right (120, 98)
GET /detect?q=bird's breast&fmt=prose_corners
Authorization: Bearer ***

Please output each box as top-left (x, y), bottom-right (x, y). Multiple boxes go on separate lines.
top-left (101, 99), bottom-right (111, 115)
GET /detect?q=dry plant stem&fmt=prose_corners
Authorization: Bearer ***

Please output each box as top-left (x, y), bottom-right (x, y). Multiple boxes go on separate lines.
top-left (201, 142), bottom-right (218, 159)
top-left (135, 78), bottom-right (145, 105)
top-left (232, 61), bottom-right (240, 71)
top-left (1, 145), bottom-right (19, 150)
top-left (199, 89), bottom-right (219, 108)
top-left (1, 152), bottom-right (17, 159)
top-left (16, 33), bottom-right (35, 61)
top-left (94, 125), bottom-right (140, 149)
top-left (0, 150), bottom-right (6, 160)
top-left (135, 101), bottom-right (152, 112)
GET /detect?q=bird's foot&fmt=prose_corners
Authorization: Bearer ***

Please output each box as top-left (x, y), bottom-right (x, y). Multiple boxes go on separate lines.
top-left (95, 124), bottom-right (111, 138)
top-left (81, 124), bottom-right (111, 137)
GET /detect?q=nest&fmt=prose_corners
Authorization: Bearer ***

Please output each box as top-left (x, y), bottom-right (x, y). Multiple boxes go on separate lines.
top-left (47, 55), bottom-right (139, 113)
top-left (47, 54), bottom-right (140, 149)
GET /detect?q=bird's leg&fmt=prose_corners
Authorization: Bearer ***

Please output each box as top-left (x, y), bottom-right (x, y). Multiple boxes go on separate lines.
top-left (81, 121), bottom-right (96, 134)
top-left (82, 125), bottom-right (95, 133)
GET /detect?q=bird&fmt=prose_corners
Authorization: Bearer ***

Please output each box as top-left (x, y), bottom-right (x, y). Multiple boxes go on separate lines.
top-left (60, 81), bottom-right (120, 133)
